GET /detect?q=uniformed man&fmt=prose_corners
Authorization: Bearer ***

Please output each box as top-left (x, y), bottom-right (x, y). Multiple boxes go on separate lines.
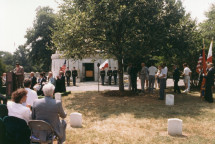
top-left (72, 67), bottom-right (78, 86)
top-left (107, 67), bottom-right (113, 85)
top-left (13, 62), bottom-right (24, 88)
top-left (65, 67), bottom-right (71, 86)
top-left (100, 67), bottom-right (105, 85)
top-left (113, 67), bottom-right (118, 85)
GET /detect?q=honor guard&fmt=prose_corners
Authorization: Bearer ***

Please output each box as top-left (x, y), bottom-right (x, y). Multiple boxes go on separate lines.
top-left (107, 67), bottom-right (113, 85)
top-left (72, 67), bottom-right (78, 86)
top-left (113, 67), bottom-right (118, 85)
top-left (100, 67), bottom-right (106, 85)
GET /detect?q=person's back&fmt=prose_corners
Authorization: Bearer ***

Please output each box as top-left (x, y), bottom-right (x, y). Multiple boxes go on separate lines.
top-left (148, 66), bottom-right (157, 76)
top-left (32, 97), bottom-right (66, 127)
top-left (24, 78), bottom-right (38, 106)
top-left (32, 83), bottom-right (67, 143)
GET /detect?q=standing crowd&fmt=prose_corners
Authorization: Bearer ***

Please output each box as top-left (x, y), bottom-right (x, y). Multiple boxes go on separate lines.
top-left (125, 62), bottom-right (214, 102)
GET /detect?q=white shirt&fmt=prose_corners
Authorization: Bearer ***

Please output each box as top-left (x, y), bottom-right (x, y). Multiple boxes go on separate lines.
top-left (148, 66), bottom-right (157, 76)
top-left (159, 68), bottom-right (167, 78)
top-left (183, 67), bottom-right (191, 76)
top-left (164, 66), bottom-right (168, 76)
top-left (25, 88), bottom-right (38, 106)
top-left (7, 101), bottom-right (31, 123)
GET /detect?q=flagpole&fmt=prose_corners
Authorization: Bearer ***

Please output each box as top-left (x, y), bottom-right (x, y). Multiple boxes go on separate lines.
top-left (201, 38), bottom-right (207, 99)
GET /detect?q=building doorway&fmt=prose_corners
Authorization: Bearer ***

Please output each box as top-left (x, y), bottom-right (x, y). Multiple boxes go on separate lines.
top-left (84, 63), bottom-right (94, 81)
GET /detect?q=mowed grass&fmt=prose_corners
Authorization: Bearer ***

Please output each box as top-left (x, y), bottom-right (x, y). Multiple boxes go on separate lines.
top-left (62, 89), bottom-right (215, 144)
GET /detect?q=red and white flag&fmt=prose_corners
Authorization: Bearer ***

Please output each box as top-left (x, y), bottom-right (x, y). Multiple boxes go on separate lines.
top-left (207, 40), bottom-right (213, 63)
top-left (99, 59), bottom-right (109, 70)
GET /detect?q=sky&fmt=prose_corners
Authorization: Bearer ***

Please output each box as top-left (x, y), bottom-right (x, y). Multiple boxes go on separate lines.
top-left (0, 0), bottom-right (214, 53)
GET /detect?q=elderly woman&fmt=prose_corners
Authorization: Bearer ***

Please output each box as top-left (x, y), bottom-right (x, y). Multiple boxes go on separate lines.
top-left (7, 88), bottom-right (31, 123)
top-left (32, 83), bottom-right (67, 144)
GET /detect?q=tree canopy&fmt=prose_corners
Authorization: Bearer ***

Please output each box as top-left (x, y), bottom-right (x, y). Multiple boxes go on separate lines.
top-left (52, 0), bottom-right (201, 91)
top-left (199, 3), bottom-right (215, 64)
top-left (25, 6), bottom-right (56, 72)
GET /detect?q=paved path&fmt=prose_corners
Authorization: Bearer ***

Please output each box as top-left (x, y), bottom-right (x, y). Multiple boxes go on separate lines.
top-left (66, 78), bottom-right (184, 92)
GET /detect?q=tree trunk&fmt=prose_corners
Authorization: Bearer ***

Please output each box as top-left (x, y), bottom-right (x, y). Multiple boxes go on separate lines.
top-left (118, 58), bottom-right (124, 91)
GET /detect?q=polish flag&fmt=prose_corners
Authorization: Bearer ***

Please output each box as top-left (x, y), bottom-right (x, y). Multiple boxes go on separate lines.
top-left (99, 59), bottom-right (109, 70)
top-left (207, 40), bottom-right (213, 63)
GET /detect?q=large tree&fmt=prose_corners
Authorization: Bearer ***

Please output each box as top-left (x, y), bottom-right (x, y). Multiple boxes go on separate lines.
top-left (0, 51), bottom-right (13, 72)
top-left (52, 0), bottom-right (200, 91)
top-left (25, 6), bottom-right (56, 72)
top-left (199, 3), bottom-right (215, 64)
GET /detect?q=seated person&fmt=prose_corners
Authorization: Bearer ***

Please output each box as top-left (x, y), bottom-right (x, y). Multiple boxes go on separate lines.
top-left (32, 83), bottom-right (67, 144)
top-left (24, 78), bottom-right (38, 107)
top-left (35, 73), bottom-right (46, 95)
top-left (2, 73), bottom-right (6, 86)
top-left (7, 88), bottom-right (31, 123)
top-left (48, 72), bottom-right (56, 86)
top-left (0, 93), bottom-right (7, 104)
top-left (29, 72), bottom-right (37, 89)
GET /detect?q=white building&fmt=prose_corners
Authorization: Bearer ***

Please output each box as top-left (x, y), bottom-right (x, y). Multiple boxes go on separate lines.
top-left (51, 51), bottom-right (118, 82)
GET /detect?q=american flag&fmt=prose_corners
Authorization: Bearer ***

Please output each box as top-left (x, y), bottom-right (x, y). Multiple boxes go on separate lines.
top-left (60, 60), bottom-right (66, 73)
top-left (196, 50), bottom-right (203, 74)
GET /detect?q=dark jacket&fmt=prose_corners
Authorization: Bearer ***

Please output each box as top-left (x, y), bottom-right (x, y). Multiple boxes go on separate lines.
top-left (30, 76), bottom-right (37, 89)
top-left (173, 68), bottom-right (180, 81)
top-left (72, 70), bottom-right (78, 77)
top-left (65, 70), bottom-right (71, 77)
top-left (100, 70), bottom-right (105, 77)
top-left (205, 67), bottom-right (215, 87)
top-left (107, 70), bottom-right (112, 77)
top-left (113, 70), bottom-right (118, 77)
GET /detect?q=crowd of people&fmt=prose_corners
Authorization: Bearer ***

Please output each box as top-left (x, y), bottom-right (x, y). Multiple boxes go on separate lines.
top-left (6, 82), bottom-right (67, 143)
top-left (100, 67), bottom-right (118, 85)
top-left (0, 63), bottom-right (69, 143)
top-left (0, 61), bottom-right (214, 143)
top-left (126, 61), bottom-right (214, 103)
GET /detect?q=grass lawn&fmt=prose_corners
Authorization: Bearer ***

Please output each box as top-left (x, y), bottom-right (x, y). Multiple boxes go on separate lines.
top-left (62, 88), bottom-right (215, 144)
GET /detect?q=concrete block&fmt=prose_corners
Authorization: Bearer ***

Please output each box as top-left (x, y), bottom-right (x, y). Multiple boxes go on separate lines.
top-left (70, 112), bottom-right (82, 128)
top-left (55, 93), bottom-right (62, 101)
top-left (166, 94), bottom-right (174, 105)
top-left (168, 118), bottom-right (182, 135)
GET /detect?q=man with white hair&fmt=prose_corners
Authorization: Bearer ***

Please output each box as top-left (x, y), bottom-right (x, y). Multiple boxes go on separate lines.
top-left (32, 83), bottom-right (67, 144)
top-left (29, 72), bottom-right (37, 89)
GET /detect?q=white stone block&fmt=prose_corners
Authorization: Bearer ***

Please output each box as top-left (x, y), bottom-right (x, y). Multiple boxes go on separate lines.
top-left (70, 112), bottom-right (82, 128)
top-left (166, 94), bottom-right (174, 105)
top-left (55, 93), bottom-right (62, 101)
top-left (168, 118), bottom-right (182, 135)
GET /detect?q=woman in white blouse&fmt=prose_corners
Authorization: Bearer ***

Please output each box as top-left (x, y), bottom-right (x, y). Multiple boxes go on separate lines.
top-left (7, 88), bottom-right (31, 123)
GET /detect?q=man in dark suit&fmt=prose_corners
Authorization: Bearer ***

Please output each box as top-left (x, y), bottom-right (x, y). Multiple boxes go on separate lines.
top-left (65, 67), bottom-right (71, 86)
top-left (29, 72), bottom-right (37, 89)
top-left (37, 73), bottom-right (47, 95)
top-left (107, 67), bottom-right (113, 85)
top-left (173, 65), bottom-right (181, 93)
top-left (32, 83), bottom-right (67, 144)
top-left (204, 63), bottom-right (215, 103)
top-left (72, 67), bottom-right (78, 86)
top-left (100, 67), bottom-right (105, 85)
top-left (130, 64), bottom-right (138, 92)
top-left (113, 67), bottom-right (118, 85)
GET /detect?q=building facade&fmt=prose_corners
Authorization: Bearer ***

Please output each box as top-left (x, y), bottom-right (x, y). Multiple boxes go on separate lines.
top-left (51, 51), bottom-right (118, 82)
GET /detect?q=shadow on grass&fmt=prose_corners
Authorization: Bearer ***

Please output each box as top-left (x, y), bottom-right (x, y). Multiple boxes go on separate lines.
top-left (64, 88), bottom-right (215, 120)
